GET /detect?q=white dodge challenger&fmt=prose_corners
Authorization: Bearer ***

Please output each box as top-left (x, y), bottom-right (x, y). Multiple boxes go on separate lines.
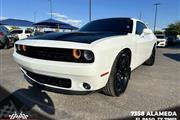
top-left (13, 18), bottom-right (157, 96)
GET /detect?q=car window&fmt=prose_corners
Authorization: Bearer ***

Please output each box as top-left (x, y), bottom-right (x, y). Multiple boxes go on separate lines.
top-left (10, 30), bottom-right (16, 34)
top-left (17, 30), bottom-right (23, 34)
top-left (0, 26), bottom-right (9, 34)
top-left (11, 30), bottom-right (23, 34)
top-left (136, 21), bottom-right (147, 35)
top-left (156, 35), bottom-right (165, 39)
top-left (25, 30), bottom-right (32, 33)
top-left (0, 27), bottom-right (2, 32)
top-left (1, 26), bottom-right (9, 32)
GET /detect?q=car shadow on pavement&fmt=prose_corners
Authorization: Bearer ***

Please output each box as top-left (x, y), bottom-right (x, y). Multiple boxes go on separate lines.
top-left (164, 53), bottom-right (180, 62)
top-left (0, 85), bottom-right (55, 120)
top-left (166, 42), bottom-right (180, 49)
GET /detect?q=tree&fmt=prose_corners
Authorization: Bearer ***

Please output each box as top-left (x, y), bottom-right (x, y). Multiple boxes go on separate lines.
top-left (9, 26), bottom-right (20, 30)
top-left (165, 22), bottom-right (180, 37)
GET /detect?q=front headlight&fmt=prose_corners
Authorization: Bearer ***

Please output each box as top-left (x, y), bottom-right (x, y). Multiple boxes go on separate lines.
top-left (16, 44), bottom-right (27, 53)
top-left (16, 44), bottom-right (21, 51)
top-left (72, 49), bottom-right (94, 63)
top-left (83, 50), bottom-right (94, 62)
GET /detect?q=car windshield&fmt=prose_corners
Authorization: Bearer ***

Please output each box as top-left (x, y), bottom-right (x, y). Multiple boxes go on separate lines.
top-left (79, 18), bottom-right (133, 34)
top-left (0, 26), bottom-right (9, 34)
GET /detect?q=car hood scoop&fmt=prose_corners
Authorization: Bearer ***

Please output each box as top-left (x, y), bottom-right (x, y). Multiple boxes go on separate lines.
top-left (30, 32), bottom-right (122, 44)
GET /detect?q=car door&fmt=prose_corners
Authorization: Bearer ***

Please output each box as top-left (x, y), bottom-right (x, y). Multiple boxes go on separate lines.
top-left (0, 26), bottom-right (9, 44)
top-left (135, 21), bottom-right (151, 65)
top-left (25, 30), bottom-right (32, 37)
top-left (17, 30), bottom-right (24, 39)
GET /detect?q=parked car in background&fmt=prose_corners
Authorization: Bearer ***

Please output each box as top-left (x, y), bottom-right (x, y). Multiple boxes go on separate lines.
top-left (167, 36), bottom-right (177, 44)
top-left (10, 29), bottom-right (32, 40)
top-left (14, 18), bottom-right (157, 96)
top-left (156, 34), bottom-right (167, 47)
top-left (0, 25), bottom-right (15, 49)
top-left (33, 30), bottom-right (56, 36)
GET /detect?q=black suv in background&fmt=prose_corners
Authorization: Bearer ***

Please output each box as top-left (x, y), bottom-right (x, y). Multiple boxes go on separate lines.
top-left (0, 25), bottom-right (15, 49)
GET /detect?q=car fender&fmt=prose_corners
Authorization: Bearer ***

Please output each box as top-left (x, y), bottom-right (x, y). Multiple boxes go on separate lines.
top-left (91, 35), bottom-right (137, 80)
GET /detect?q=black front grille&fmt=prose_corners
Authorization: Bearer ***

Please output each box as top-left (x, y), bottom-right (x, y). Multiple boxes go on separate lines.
top-left (17, 45), bottom-right (75, 62)
top-left (16, 45), bottom-right (94, 63)
top-left (25, 70), bottom-right (71, 88)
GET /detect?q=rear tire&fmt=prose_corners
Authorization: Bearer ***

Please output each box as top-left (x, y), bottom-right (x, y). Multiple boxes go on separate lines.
top-left (144, 47), bottom-right (156, 66)
top-left (103, 52), bottom-right (131, 97)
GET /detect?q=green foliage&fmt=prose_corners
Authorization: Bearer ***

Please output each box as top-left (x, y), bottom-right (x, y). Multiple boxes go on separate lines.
top-left (165, 22), bottom-right (180, 37)
top-left (9, 26), bottom-right (20, 30)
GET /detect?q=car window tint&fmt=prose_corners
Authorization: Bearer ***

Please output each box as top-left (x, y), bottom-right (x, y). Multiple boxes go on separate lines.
top-left (79, 18), bottom-right (133, 34)
top-left (18, 30), bottom-right (23, 33)
top-left (136, 21), bottom-right (147, 35)
top-left (25, 30), bottom-right (32, 33)
top-left (10, 31), bottom-right (14, 34)
top-left (156, 36), bottom-right (165, 39)
top-left (0, 26), bottom-right (8, 33)
top-left (11, 30), bottom-right (16, 34)
top-left (11, 30), bottom-right (23, 34)
top-left (1, 27), bottom-right (8, 32)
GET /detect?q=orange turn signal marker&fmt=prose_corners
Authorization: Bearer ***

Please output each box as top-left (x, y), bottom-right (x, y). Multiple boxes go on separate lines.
top-left (100, 72), bottom-right (109, 77)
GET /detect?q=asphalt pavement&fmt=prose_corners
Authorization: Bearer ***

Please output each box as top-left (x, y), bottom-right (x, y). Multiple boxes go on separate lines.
top-left (0, 43), bottom-right (179, 120)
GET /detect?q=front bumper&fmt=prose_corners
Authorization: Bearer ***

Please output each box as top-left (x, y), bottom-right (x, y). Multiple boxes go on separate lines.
top-left (157, 41), bottom-right (166, 47)
top-left (13, 52), bottom-right (109, 92)
top-left (23, 68), bottom-right (93, 95)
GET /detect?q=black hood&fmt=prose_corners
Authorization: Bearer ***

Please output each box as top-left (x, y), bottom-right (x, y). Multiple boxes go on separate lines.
top-left (30, 32), bottom-right (122, 44)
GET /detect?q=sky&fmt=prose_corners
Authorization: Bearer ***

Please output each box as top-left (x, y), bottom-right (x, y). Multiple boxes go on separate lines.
top-left (0, 0), bottom-right (179, 29)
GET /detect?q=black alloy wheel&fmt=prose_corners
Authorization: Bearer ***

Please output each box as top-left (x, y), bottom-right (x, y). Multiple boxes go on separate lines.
top-left (114, 53), bottom-right (131, 96)
top-left (103, 52), bottom-right (131, 97)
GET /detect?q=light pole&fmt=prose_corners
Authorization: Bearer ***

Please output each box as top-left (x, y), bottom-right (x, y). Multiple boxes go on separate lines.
top-left (89, 0), bottom-right (91, 22)
top-left (0, 0), bottom-right (2, 20)
top-left (153, 3), bottom-right (160, 32)
top-left (34, 11), bottom-right (38, 22)
top-left (48, 0), bottom-right (53, 19)
top-left (139, 11), bottom-right (142, 20)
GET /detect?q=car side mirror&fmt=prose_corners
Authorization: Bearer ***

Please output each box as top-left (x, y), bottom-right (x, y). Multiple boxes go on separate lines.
top-left (143, 29), bottom-right (152, 35)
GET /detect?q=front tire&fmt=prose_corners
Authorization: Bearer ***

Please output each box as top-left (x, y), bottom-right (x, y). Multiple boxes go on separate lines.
top-left (103, 52), bottom-right (131, 97)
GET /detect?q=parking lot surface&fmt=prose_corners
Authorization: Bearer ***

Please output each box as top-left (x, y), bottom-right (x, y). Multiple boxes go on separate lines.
top-left (0, 44), bottom-right (180, 120)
